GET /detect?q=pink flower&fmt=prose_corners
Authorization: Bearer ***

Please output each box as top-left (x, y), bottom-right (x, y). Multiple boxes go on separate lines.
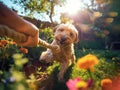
top-left (87, 78), bottom-right (93, 87)
top-left (66, 77), bottom-right (93, 90)
top-left (66, 77), bottom-right (81, 90)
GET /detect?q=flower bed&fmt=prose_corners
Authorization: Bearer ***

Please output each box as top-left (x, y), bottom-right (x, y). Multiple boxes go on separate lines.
top-left (0, 37), bottom-right (120, 90)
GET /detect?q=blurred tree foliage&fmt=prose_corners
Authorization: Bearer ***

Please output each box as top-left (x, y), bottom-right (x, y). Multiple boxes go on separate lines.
top-left (94, 0), bottom-right (120, 42)
top-left (60, 0), bottom-right (120, 49)
top-left (10, 0), bottom-right (120, 46)
top-left (11, 0), bottom-right (66, 23)
top-left (108, 0), bottom-right (120, 42)
top-left (39, 27), bottom-right (54, 43)
top-left (89, 0), bottom-right (120, 48)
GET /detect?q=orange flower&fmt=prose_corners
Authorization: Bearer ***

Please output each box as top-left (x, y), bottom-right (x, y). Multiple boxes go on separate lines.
top-left (9, 41), bottom-right (16, 45)
top-left (77, 54), bottom-right (99, 72)
top-left (101, 78), bottom-right (112, 87)
top-left (20, 47), bottom-right (28, 54)
top-left (0, 42), bottom-right (3, 47)
top-left (0, 40), bottom-right (8, 45)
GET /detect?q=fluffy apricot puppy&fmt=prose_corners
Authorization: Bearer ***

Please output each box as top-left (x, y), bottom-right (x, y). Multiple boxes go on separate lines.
top-left (39, 23), bottom-right (79, 81)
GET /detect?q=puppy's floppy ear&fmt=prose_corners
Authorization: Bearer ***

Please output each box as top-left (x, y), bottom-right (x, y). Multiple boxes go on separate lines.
top-left (74, 32), bottom-right (79, 43)
top-left (72, 25), bottom-right (79, 43)
top-left (53, 25), bottom-right (59, 33)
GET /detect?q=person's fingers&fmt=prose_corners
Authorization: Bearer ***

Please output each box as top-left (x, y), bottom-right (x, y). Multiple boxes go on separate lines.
top-left (16, 33), bottom-right (39, 47)
top-left (17, 36), bottom-right (38, 47)
top-left (21, 21), bottom-right (39, 37)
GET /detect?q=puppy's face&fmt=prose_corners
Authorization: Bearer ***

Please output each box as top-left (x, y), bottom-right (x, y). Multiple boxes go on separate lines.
top-left (54, 24), bottom-right (79, 46)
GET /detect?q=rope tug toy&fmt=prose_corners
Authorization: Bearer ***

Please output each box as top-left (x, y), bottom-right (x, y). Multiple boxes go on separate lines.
top-left (0, 25), bottom-right (60, 52)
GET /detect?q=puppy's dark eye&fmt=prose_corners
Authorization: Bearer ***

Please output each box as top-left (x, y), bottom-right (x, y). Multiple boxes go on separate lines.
top-left (70, 32), bottom-right (73, 37)
top-left (59, 29), bottom-right (64, 32)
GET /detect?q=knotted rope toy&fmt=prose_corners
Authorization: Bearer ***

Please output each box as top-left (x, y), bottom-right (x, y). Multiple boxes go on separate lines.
top-left (0, 24), bottom-right (60, 52)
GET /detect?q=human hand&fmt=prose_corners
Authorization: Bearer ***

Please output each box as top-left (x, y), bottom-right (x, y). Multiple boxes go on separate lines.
top-left (16, 31), bottom-right (39, 47)
top-left (0, 2), bottom-right (39, 47)
top-left (16, 22), bottom-right (39, 47)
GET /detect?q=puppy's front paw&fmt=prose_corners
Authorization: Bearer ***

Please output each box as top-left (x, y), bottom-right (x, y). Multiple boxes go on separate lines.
top-left (39, 51), bottom-right (53, 63)
top-left (52, 45), bottom-right (60, 53)
top-left (57, 73), bottom-right (65, 82)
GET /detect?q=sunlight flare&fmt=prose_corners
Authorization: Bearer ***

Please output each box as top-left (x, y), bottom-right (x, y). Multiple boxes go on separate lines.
top-left (63, 0), bottom-right (83, 15)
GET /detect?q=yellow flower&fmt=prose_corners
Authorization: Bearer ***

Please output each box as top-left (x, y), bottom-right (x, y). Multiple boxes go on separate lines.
top-left (101, 78), bottom-right (112, 87)
top-left (76, 81), bottom-right (87, 89)
top-left (12, 71), bottom-right (25, 82)
top-left (77, 54), bottom-right (99, 72)
top-left (17, 84), bottom-right (26, 90)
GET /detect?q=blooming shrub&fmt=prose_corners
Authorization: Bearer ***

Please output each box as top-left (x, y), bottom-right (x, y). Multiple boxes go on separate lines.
top-left (0, 38), bottom-right (29, 70)
top-left (66, 54), bottom-right (116, 90)
top-left (0, 54), bottom-right (31, 90)
top-left (0, 37), bottom-right (119, 90)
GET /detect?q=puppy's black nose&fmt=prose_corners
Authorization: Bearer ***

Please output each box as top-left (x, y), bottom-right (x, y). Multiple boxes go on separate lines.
top-left (60, 36), bottom-right (67, 44)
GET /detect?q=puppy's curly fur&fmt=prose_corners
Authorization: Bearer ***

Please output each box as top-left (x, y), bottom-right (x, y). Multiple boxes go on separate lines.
top-left (39, 23), bottom-right (79, 81)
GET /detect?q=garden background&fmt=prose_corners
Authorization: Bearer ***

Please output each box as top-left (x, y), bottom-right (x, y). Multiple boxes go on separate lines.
top-left (0, 0), bottom-right (120, 90)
